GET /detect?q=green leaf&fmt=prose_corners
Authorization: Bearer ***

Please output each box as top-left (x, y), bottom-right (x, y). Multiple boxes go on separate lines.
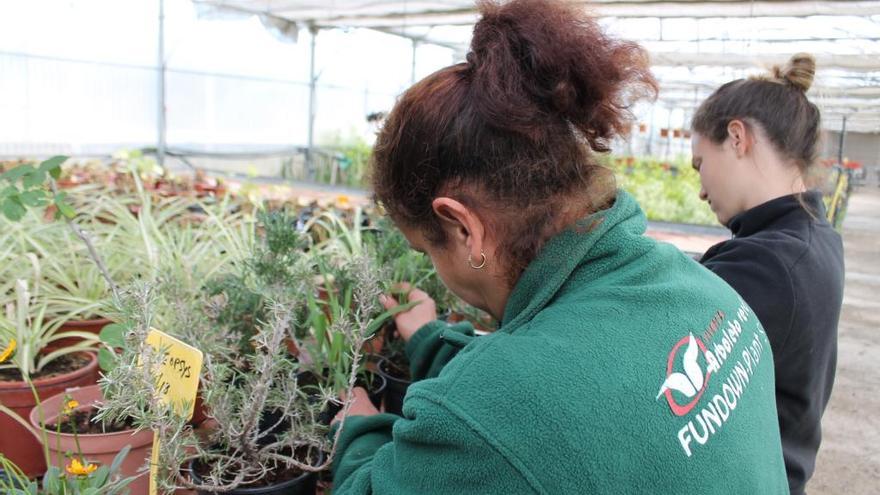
top-left (0, 164), bottom-right (34, 182)
top-left (109, 445), bottom-right (130, 475)
top-left (364, 300), bottom-right (420, 338)
top-left (42, 467), bottom-right (62, 492)
top-left (90, 465), bottom-right (110, 488)
top-left (2, 198), bottom-right (26, 221)
top-left (0, 184), bottom-right (18, 200)
top-left (99, 323), bottom-right (127, 348)
top-left (55, 198), bottom-right (76, 219)
top-left (22, 169), bottom-right (46, 189)
top-left (18, 190), bottom-right (48, 207)
top-left (98, 347), bottom-right (118, 372)
top-left (39, 155), bottom-right (68, 176)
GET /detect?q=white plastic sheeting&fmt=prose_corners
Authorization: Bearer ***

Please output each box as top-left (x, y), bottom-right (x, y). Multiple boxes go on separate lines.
top-left (196, 0), bottom-right (880, 132)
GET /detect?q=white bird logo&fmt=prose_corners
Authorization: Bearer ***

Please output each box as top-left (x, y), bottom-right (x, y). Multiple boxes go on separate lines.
top-left (657, 333), bottom-right (705, 400)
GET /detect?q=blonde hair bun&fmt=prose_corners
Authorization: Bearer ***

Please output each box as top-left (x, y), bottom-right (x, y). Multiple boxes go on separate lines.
top-left (774, 53), bottom-right (816, 93)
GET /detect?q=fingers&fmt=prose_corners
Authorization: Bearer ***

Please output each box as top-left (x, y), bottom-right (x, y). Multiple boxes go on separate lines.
top-left (338, 386), bottom-right (369, 402)
top-left (352, 387), bottom-right (370, 401)
top-left (378, 293), bottom-right (398, 310)
top-left (406, 288), bottom-right (431, 302)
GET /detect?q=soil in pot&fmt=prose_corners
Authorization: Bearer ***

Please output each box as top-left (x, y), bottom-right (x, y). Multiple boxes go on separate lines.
top-left (0, 352), bottom-right (99, 478)
top-left (190, 448), bottom-right (323, 495)
top-left (30, 383), bottom-right (153, 495)
top-left (47, 407), bottom-right (135, 435)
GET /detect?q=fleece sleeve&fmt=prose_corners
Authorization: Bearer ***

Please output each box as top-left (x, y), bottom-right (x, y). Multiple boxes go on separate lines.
top-left (404, 320), bottom-right (475, 381)
top-left (331, 393), bottom-right (539, 495)
top-left (331, 413), bottom-right (400, 483)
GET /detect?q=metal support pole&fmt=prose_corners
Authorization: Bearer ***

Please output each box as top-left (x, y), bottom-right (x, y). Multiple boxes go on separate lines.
top-left (410, 39), bottom-right (418, 84)
top-left (306, 24), bottom-right (318, 177)
top-left (157, 0), bottom-right (167, 166)
top-left (837, 115), bottom-right (847, 165)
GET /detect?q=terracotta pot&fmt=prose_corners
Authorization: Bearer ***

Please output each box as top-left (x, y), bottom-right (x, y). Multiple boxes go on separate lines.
top-left (660, 128), bottom-right (670, 138)
top-left (0, 352), bottom-right (100, 478)
top-left (30, 384), bottom-right (153, 495)
top-left (44, 318), bottom-right (111, 353)
top-left (190, 391), bottom-right (210, 427)
top-left (673, 128), bottom-right (683, 138)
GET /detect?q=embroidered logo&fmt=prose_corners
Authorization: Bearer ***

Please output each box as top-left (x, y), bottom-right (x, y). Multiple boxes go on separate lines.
top-left (657, 333), bottom-right (712, 416)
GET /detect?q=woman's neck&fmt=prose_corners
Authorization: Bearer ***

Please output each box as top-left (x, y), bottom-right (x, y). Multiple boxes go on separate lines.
top-left (743, 152), bottom-right (807, 212)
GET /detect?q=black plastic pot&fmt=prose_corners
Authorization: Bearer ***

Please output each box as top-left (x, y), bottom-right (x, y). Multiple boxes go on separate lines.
top-left (376, 356), bottom-right (411, 415)
top-left (365, 372), bottom-right (387, 409)
top-left (190, 450), bottom-right (323, 495)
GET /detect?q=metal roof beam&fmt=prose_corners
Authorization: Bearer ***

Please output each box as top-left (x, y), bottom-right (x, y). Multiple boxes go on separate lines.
top-left (650, 52), bottom-right (880, 73)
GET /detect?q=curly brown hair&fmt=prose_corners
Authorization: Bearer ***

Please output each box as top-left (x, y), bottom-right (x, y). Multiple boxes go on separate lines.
top-left (372, 0), bottom-right (657, 285)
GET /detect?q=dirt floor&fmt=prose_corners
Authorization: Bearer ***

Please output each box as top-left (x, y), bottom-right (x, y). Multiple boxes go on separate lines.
top-left (809, 187), bottom-right (880, 494)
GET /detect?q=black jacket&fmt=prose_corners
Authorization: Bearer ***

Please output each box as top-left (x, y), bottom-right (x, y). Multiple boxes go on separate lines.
top-left (700, 191), bottom-right (844, 495)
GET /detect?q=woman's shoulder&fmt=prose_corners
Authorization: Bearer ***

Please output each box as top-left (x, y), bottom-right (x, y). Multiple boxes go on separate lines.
top-left (702, 232), bottom-right (799, 276)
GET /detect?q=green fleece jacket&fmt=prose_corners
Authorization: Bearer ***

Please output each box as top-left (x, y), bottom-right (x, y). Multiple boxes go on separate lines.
top-left (332, 190), bottom-right (788, 494)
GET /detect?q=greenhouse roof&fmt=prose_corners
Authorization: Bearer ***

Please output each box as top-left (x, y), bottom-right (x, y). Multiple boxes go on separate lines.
top-left (195, 0), bottom-right (880, 132)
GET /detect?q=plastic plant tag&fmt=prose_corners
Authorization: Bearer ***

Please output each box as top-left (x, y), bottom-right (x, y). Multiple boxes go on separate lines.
top-left (142, 328), bottom-right (203, 495)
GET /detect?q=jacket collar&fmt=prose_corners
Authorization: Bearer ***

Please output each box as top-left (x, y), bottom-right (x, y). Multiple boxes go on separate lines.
top-left (500, 189), bottom-right (649, 331)
top-left (727, 190), bottom-right (825, 238)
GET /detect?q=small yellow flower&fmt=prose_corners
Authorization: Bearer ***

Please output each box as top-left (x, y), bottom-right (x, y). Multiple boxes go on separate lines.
top-left (63, 400), bottom-right (79, 414)
top-left (0, 339), bottom-right (16, 363)
top-left (66, 457), bottom-right (97, 476)
top-left (335, 194), bottom-right (351, 208)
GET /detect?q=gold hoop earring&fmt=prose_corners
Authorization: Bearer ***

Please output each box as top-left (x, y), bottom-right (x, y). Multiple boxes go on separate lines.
top-left (468, 251), bottom-right (487, 270)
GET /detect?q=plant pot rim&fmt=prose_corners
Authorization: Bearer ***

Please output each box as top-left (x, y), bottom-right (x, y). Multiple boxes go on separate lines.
top-left (28, 383), bottom-right (153, 445)
top-left (0, 351), bottom-right (98, 392)
top-left (375, 356), bottom-right (411, 386)
top-left (188, 450), bottom-right (324, 494)
top-left (59, 317), bottom-right (112, 327)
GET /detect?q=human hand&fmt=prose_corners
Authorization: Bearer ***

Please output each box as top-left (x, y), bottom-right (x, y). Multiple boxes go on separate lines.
top-left (380, 284), bottom-right (437, 343)
top-left (331, 387), bottom-right (379, 425)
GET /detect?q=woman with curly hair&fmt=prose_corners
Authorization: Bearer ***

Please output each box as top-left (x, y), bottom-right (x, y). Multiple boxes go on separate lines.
top-left (331, 1), bottom-right (789, 493)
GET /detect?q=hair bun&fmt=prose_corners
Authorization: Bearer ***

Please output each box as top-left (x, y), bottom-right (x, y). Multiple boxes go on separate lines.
top-left (465, 0), bottom-right (657, 152)
top-left (778, 53), bottom-right (815, 92)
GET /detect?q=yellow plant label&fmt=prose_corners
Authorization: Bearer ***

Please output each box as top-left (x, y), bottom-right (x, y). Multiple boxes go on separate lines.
top-left (143, 328), bottom-right (203, 495)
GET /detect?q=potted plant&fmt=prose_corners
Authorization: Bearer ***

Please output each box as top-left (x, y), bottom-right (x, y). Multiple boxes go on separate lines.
top-left (29, 385), bottom-right (151, 494)
top-left (0, 446), bottom-right (134, 494)
top-left (302, 263), bottom-right (390, 415)
top-left (0, 279), bottom-right (101, 478)
top-left (87, 209), bottom-right (382, 494)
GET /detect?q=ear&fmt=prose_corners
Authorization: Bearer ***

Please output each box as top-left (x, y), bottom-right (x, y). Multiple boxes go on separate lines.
top-left (431, 197), bottom-right (486, 256)
top-left (726, 120), bottom-right (752, 158)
